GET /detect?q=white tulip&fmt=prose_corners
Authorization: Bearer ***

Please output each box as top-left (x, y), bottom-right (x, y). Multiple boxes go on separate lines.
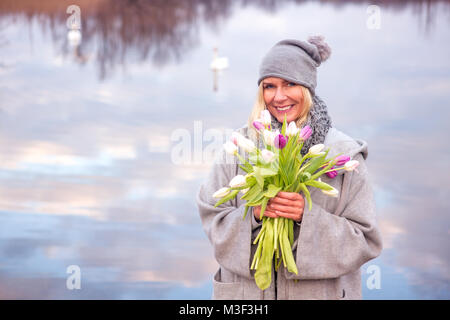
top-left (237, 137), bottom-right (256, 153)
top-left (213, 187), bottom-right (230, 198)
top-left (263, 129), bottom-right (279, 147)
top-left (260, 110), bottom-right (272, 126)
top-left (309, 144), bottom-right (325, 155)
top-left (321, 187), bottom-right (339, 197)
top-left (223, 141), bottom-right (238, 155)
top-left (229, 175), bottom-right (246, 188)
top-left (231, 131), bottom-right (245, 145)
top-left (344, 160), bottom-right (360, 171)
top-left (261, 149), bottom-right (275, 163)
top-left (287, 121), bottom-right (299, 137)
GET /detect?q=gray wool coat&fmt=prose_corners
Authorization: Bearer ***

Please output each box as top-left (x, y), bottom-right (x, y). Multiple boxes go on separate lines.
top-left (196, 126), bottom-right (383, 300)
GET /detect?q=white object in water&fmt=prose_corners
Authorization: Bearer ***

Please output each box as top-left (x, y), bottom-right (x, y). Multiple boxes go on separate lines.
top-left (67, 29), bottom-right (82, 47)
top-left (210, 47), bottom-right (229, 70)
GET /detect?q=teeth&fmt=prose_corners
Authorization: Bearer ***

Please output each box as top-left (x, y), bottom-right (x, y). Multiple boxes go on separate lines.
top-left (277, 105), bottom-right (293, 111)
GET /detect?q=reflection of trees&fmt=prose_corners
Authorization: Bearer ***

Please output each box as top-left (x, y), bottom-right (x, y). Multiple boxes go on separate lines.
top-left (0, 0), bottom-right (448, 79)
top-left (317, 0), bottom-right (450, 35)
top-left (0, 0), bottom-right (236, 79)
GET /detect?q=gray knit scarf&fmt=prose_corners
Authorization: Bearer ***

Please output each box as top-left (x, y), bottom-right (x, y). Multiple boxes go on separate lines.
top-left (257, 95), bottom-right (332, 156)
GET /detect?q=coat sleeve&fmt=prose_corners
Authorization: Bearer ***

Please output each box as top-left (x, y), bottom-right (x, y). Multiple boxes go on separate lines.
top-left (196, 149), bottom-right (261, 280)
top-left (286, 152), bottom-right (383, 280)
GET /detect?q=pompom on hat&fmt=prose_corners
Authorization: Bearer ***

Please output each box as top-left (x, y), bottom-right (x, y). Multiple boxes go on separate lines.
top-left (257, 35), bottom-right (331, 97)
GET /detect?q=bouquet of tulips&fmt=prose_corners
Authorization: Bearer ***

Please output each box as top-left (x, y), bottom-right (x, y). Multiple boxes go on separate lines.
top-left (213, 111), bottom-right (359, 290)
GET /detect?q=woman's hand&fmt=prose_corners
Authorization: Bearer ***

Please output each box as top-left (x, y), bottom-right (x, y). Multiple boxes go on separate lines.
top-left (253, 191), bottom-right (305, 222)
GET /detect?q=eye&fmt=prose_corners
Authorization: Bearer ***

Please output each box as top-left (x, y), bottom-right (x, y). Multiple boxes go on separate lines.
top-left (287, 82), bottom-right (297, 87)
top-left (263, 84), bottom-right (274, 89)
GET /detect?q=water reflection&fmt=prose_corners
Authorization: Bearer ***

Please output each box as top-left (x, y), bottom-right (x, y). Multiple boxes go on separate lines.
top-left (1, 0), bottom-right (448, 80)
top-left (0, 0), bottom-right (449, 299)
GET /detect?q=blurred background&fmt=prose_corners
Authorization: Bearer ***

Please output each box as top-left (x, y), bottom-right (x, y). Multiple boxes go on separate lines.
top-left (0, 0), bottom-right (449, 299)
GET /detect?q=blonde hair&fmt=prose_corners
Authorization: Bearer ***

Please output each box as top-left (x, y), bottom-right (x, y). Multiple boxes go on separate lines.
top-left (247, 83), bottom-right (313, 138)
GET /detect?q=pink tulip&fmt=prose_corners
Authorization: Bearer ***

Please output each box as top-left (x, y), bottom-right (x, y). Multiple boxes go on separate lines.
top-left (252, 120), bottom-right (265, 131)
top-left (231, 132), bottom-right (244, 145)
top-left (274, 134), bottom-right (287, 149)
top-left (299, 125), bottom-right (312, 140)
top-left (325, 166), bottom-right (338, 179)
top-left (335, 155), bottom-right (350, 166)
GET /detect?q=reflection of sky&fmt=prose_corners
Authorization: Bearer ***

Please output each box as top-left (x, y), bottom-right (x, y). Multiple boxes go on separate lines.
top-left (0, 1), bottom-right (449, 299)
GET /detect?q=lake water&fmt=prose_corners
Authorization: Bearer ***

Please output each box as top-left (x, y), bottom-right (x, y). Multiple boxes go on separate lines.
top-left (0, 0), bottom-right (449, 299)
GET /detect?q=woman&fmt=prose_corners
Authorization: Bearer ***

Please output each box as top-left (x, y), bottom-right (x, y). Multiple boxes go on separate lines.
top-left (196, 36), bottom-right (383, 300)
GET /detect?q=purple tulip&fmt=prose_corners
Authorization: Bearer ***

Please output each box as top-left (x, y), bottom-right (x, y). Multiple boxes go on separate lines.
top-left (335, 155), bottom-right (350, 166)
top-left (274, 134), bottom-right (287, 149)
top-left (252, 120), bottom-right (265, 131)
top-left (299, 125), bottom-right (312, 140)
top-left (325, 166), bottom-right (338, 179)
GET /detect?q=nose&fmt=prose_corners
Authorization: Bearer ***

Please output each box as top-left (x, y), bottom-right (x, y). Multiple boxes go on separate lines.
top-left (273, 87), bottom-right (287, 102)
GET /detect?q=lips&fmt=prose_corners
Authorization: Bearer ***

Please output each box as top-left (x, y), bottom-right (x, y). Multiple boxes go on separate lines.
top-left (274, 104), bottom-right (294, 112)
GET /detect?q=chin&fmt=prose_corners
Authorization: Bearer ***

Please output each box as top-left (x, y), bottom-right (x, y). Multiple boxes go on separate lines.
top-left (275, 113), bottom-right (296, 124)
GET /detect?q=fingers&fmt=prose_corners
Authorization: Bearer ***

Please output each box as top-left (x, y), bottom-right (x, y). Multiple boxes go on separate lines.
top-left (263, 209), bottom-right (278, 219)
top-left (253, 206), bottom-right (278, 220)
top-left (275, 210), bottom-right (302, 222)
top-left (254, 192), bottom-right (305, 221)
top-left (269, 192), bottom-right (304, 222)
top-left (270, 195), bottom-right (304, 209)
top-left (268, 202), bottom-right (300, 214)
top-left (268, 202), bottom-right (303, 221)
top-left (277, 191), bottom-right (302, 201)
top-left (256, 206), bottom-right (301, 222)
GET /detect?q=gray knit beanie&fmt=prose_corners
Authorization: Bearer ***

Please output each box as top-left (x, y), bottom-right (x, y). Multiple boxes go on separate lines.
top-left (257, 36), bottom-right (331, 96)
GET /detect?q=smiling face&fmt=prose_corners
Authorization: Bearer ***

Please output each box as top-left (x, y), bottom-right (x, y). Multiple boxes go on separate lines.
top-left (262, 77), bottom-right (305, 123)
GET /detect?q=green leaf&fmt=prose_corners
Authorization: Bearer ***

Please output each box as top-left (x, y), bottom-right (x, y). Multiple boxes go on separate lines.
top-left (213, 189), bottom-right (239, 208)
top-left (239, 164), bottom-right (251, 173)
top-left (281, 114), bottom-right (287, 136)
top-left (284, 181), bottom-right (296, 192)
top-left (263, 184), bottom-right (282, 198)
top-left (241, 183), bottom-right (262, 201)
top-left (246, 199), bottom-right (264, 207)
top-left (242, 205), bottom-right (250, 220)
top-left (288, 219), bottom-right (294, 247)
top-left (259, 197), bottom-right (269, 220)
top-left (303, 150), bottom-right (329, 175)
top-left (254, 170), bottom-right (264, 188)
top-left (305, 179), bottom-right (334, 191)
top-left (245, 191), bottom-right (266, 206)
top-left (298, 183), bottom-right (312, 211)
top-left (254, 218), bottom-right (275, 290)
top-left (281, 229), bottom-right (298, 275)
top-left (244, 162), bottom-right (254, 172)
top-left (254, 166), bottom-right (278, 177)
top-left (300, 172), bottom-right (311, 182)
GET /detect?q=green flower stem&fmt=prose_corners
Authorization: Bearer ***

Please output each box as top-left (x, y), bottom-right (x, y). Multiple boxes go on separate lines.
top-left (274, 218), bottom-right (278, 251)
top-left (309, 161), bottom-right (335, 181)
top-left (323, 166), bottom-right (346, 173)
top-left (253, 221), bottom-right (266, 244)
top-left (296, 152), bottom-right (310, 168)
top-left (235, 152), bottom-right (248, 166)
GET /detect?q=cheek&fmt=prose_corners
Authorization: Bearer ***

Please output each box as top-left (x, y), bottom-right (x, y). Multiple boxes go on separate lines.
top-left (294, 89), bottom-right (303, 103)
top-left (263, 92), bottom-right (272, 105)
top-left (293, 91), bottom-right (304, 113)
